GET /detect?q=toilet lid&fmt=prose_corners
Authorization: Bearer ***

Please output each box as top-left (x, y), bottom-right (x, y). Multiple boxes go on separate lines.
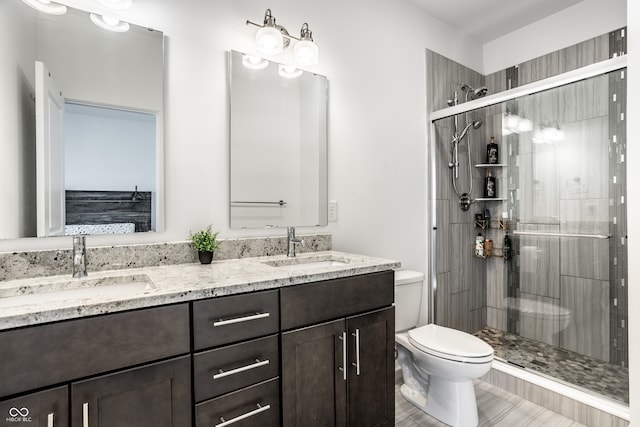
top-left (408, 324), bottom-right (493, 361)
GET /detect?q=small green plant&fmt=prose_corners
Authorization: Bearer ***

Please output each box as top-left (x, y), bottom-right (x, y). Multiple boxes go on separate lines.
top-left (188, 225), bottom-right (220, 253)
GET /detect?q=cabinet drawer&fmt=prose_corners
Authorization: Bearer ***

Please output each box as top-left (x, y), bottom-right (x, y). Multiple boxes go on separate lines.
top-left (194, 335), bottom-right (279, 402)
top-left (0, 304), bottom-right (190, 398)
top-left (195, 378), bottom-right (280, 427)
top-left (193, 290), bottom-right (279, 350)
top-left (0, 386), bottom-right (67, 427)
top-left (280, 271), bottom-right (394, 330)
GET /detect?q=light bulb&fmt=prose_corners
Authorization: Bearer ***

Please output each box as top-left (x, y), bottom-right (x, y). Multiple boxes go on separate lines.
top-left (21, 0), bottom-right (67, 15)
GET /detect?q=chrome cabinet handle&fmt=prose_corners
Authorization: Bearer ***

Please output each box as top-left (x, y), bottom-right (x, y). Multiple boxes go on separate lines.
top-left (47, 413), bottom-right (54, 427)
top-left (213, 312), bottom-right (270, 327)
top-left (338, 332), bottom-right (347, 381)
top-left (213, 359), bottom-right (270, 380)
top-left (82, 403), bottom-right (89, 427)
top-left (215, 403), bottom-right (270, 427)
top-left (352, 329), bottom-right (361, 376)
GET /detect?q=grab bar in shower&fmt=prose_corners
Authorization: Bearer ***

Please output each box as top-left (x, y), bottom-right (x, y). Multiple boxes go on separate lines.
top-left (512, 231), bottom-right (611, 239)
top-left (231, 200), bottom-right (287, 206)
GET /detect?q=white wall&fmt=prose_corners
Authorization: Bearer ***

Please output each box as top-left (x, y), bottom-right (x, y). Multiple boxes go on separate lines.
top-left (483, 0), bottom-right (627, 74)
top-left (64, 105), bottom-right (156, 191)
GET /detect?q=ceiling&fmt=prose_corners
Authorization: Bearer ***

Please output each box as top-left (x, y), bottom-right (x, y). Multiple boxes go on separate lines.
top-left (405, 0), bottom-right (584, 43)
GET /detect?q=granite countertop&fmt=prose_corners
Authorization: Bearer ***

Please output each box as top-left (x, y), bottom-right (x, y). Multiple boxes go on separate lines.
top-left (0, 251), bottom-right (400, 330)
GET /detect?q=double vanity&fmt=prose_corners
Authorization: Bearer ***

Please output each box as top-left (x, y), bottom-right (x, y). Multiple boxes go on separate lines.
top-left (0, 250), bottom-right (399, 426)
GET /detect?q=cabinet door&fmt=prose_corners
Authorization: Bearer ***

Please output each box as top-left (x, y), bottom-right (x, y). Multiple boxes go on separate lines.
top-left (347, 307), bottom-right (395, 427)
top-left (281, 319), bottom-right (347, 427)
top-left (0, 386), bottom-right (67, 427)
top-left (71, 356), bottom-right (191, 427)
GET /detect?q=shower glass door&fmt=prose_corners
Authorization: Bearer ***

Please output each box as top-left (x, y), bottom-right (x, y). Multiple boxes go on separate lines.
top-left (430, 59), bottom-right (628, 404)
top-left (502, 69), bottom-right (628, 403)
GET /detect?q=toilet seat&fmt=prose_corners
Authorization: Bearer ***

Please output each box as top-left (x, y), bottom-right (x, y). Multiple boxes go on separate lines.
top-left (408, 324), bottom-right (494, 364)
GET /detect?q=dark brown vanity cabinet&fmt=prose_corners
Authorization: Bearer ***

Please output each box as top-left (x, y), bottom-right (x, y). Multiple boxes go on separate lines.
top-left (0, 304), bottom-right (191, 427)
top-left (192, 290), bottom-right (281, 427)
top-left (280, 271), bottom-right (395, 427)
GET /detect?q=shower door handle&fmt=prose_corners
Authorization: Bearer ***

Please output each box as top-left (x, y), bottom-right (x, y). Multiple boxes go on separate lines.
top-left (513, 231), bottom-right (611, 239)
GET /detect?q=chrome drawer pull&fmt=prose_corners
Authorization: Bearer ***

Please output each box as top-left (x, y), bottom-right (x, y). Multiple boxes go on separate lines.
top-left (82, 403), bottom-right (89, 427)
top-left (47, 413), bottom-right (54, 427)
top-left (213, 358), bottom-right (270, 380)
top-left (338, 332), bottom-right (347, 381)
top-left (352, 329), bottom-right (361, 376)
top-left (213, 312), bottom-right (270, 327)
top-left (215, 403), bottom-right (271, 427)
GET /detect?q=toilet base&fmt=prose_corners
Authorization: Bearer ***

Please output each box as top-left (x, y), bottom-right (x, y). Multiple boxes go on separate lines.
top-left (401, 376), bottom-right (479, 427)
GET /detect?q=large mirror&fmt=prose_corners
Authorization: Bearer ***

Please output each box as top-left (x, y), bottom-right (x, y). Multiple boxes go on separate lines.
top-left (229, 50), bottom-right (328, 229)
top-left (0, 0), bottom-right (164, 239)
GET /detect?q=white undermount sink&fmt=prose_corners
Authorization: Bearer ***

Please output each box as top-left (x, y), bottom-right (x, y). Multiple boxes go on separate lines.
top-left (262, 256), bottom-right (350, 271)
top-left (0, 274), bottom-right (156, 308)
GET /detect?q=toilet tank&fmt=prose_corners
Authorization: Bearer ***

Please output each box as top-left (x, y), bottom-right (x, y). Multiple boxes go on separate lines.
top-left (394, 270), bottom-right (424, 332)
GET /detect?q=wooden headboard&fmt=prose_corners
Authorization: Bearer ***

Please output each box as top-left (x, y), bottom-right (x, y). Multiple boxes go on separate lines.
top-left (66, 190), bottom-right (152, 232)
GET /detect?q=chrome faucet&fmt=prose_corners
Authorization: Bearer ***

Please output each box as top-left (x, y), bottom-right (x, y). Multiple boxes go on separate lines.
top-left (287, 227), bottom-right (305, 257)
top-left (72, 235), bottom-right (87, 278)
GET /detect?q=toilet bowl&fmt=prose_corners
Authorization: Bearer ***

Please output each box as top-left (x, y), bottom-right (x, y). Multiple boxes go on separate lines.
top-left (506, 296), bottom-right (572, 338)
top-left (394, 270), bottom-right (494, 427)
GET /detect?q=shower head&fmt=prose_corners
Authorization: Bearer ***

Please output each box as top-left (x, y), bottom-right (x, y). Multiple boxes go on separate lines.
top-left (461, 83), bottom-right (488, 99)
top-left (458, 120), bottom-right (483, 141)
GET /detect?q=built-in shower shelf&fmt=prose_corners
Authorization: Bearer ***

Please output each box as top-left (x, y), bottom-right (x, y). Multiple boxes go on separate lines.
top-left (475, 197), bottom-right (507, 202)
top-left (475, 219), bottom-right (510, 230)
top-left (475, 163), bottom-right (506, 168)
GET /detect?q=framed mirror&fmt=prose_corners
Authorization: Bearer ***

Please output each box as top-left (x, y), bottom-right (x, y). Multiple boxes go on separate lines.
top-left (0, 0), bottom-right (164, 239)
top-left (229, 50), bottom-right (328, 229)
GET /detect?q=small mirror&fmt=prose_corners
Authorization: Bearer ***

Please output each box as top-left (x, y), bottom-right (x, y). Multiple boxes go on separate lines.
top-left (229, 50), bottom-right (328, 228)
top-left (0, 0), bottom-right (163, 239)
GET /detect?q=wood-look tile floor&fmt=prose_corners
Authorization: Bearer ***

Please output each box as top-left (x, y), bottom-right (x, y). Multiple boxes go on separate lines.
top-left (395, 379), bottom-right (585, 426)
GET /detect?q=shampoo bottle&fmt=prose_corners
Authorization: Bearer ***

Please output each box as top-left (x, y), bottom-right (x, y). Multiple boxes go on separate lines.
top-left (484, 169), bottom-right (496, 198)
top-left (503, 234), bottom-right (512, 260)
top-left (486, 136), bottom-right (499, 164)
top-left (475, 233), bottom-right (485, 257)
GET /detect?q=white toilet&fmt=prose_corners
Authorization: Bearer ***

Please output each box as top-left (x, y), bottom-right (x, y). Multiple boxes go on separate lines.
top-left (395, 270), bottom-right (494, 427)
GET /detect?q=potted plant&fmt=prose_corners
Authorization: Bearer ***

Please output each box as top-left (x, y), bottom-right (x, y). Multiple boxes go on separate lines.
top-left (188, 225), bottom-right (220, 264)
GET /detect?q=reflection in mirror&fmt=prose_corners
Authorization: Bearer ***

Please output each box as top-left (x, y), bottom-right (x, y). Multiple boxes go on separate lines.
top-left (0, 0), bottom-right (163, 239)
top-left (229, 50), bottom-right (328, 229)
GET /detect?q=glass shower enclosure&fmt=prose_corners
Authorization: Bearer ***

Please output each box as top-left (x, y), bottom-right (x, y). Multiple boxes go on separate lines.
top-left (429, 57), bottom-right (628, 404)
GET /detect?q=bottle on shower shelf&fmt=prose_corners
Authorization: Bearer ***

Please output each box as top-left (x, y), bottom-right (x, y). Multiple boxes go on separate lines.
top-left (484, 169), bottom-right (496, 198)
top-left (486, 136), bottom-right (499, 164)
top-left (503, 234), bottom-right (512, 260)
top-left (474, 233), bottom-right (485, 258)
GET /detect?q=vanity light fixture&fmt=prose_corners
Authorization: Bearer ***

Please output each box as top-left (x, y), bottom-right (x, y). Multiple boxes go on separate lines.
top-left (247, 9), bottom-right (319, 66)
top-left (95, 0), bottom-right (133, 10)
top-left (90, 13), bottom-right (130, 32)
top-left (21, 0), bottom-right (67, 15)
top-left (293, 23), bottom-right (318, 66)
top-left (278, 64), bottom-right (303, 79)
top-left (242, 54), bottom-right (270, 70)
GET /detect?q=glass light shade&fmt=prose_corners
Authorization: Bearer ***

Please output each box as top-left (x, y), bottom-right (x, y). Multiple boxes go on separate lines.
top-left (21, 0), bottom-right (67, 15)
top-left (90, 13), bottom-right (130, 32)
top-left (242, 54), bottom-right (269, 70)
top-left (278, 64), bottom-right (303, 79)
top-left (516, 117), bottom-right (533, 132)
top-left (505, 113), bottom-right (520, 131)
top-left (293, 40), bottom-right (318, 66)
top-left (256, 26), bottom-right (283, 56)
